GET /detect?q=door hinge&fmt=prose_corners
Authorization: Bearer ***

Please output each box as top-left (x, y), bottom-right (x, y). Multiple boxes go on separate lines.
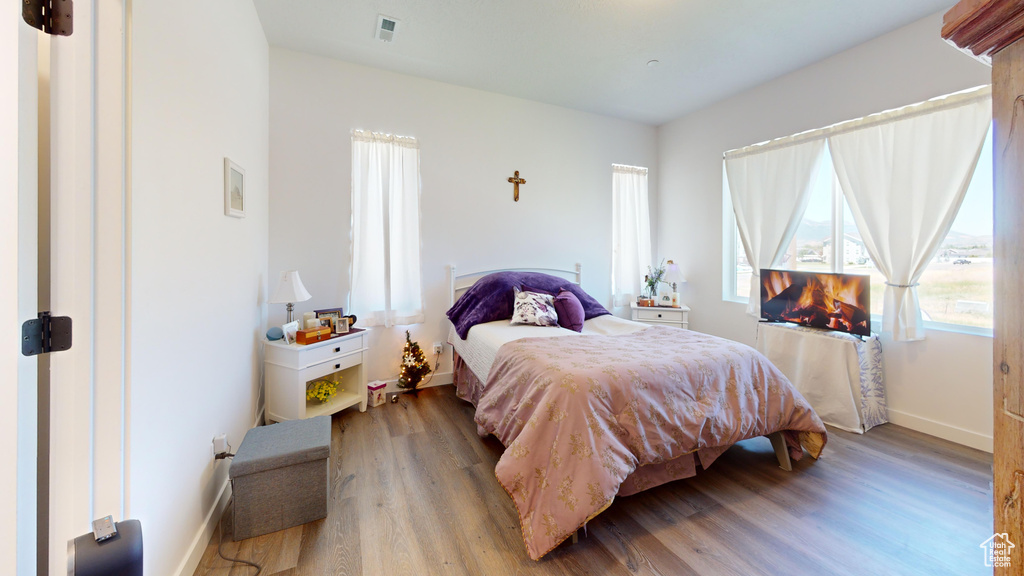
top-left (22, 0), bottom-right (73, 37)
top-left (22, 312), bottom-right (72, 356)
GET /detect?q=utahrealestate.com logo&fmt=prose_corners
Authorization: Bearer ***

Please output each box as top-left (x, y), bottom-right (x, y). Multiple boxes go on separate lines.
top-left (980, 533), bottom-right (1015, 568)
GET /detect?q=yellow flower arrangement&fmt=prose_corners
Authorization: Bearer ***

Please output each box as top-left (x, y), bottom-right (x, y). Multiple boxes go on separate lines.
top-left (306, 376), bottom-right (339, 403)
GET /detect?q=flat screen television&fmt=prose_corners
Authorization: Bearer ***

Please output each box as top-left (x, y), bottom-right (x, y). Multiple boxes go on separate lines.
top-left (760, 268), bottom-right (871, 337)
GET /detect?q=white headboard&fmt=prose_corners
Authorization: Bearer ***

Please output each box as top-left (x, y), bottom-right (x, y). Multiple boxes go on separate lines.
top-left (448, 264), bottom-right (583, 307)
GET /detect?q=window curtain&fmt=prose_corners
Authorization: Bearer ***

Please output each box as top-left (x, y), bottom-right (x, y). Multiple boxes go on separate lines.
top-left (611, 164), bottom-right (651, 307)
top-left (350, 130), bottom-right (424, 327)
top-left (828, 92), bottom-right (990, 341)
top-left (725, 140), bottom-right (825, 317)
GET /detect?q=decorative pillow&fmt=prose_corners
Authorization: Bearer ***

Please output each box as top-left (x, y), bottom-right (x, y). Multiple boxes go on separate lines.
top-left (446, 271), bottom-right (611, 339)
top-left (553, 289), bottom-right (585, 332)
top-left (510, 287), bottom-right (560, 327)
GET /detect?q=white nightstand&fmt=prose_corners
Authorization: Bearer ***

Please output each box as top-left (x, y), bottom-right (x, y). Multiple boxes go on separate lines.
top-left (264, 329), bottom-right (367, 423)
top-left (630, 302), bottom-right (689, 329)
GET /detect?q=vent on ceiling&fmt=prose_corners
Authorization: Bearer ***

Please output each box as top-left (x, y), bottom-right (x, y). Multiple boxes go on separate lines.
top-left (376, 14), bottom-right (399, 42)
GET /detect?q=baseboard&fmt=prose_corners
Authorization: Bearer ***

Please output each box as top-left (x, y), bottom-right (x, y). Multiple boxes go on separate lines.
top-left (886, 408), bottom-right (993, 453)
top-left (173, 475), bottom-right (231, 576)
top-left (377, 371), bottom-right (453, 393)
top-left (174, 410), bottom-right (264, 576)
top-left (423, 371), bottom-right (453, 388)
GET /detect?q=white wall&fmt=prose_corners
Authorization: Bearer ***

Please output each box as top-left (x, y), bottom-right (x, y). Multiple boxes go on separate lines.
top-left (130, 1), bottom-right (269, 574)
top-left (269, 48), bottom-right (657, 382)
top-left (658, 12), bottom-right (994, 451)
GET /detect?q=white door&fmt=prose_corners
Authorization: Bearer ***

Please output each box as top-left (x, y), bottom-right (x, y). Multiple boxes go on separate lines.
top-left (0, 4), bottom-right (127, 574)
top-left (1, 7), bottom-right (39, 576)
top-left (42, 0), bottom-right (130, 571)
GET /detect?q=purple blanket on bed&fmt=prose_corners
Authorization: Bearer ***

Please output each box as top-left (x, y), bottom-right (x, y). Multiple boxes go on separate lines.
top-left (447, 271), bottom-right (610, 339)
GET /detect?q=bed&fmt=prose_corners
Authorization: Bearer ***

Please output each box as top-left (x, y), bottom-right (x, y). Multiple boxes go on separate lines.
top-left (445, 265), bottom-right (827, 560)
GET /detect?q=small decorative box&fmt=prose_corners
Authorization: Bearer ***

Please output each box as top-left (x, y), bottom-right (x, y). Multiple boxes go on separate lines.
top-left (368, 381), bottom-right (386, 407)
top-left (296, 326), bottom-right (332, 345)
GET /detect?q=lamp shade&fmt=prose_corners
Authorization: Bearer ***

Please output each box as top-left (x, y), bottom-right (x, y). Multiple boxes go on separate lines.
top-left (269, 270), bottom-right (312, 304)
top-left (666, 260), bottom-right (687, 285)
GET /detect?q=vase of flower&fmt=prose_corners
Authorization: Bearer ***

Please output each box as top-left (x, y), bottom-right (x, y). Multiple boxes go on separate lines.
top-left (645, 260), bottom-right (668, 301)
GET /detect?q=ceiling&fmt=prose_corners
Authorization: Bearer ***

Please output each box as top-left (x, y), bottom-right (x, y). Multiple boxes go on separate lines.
top-left (253, 0), bottom-right (956, 126)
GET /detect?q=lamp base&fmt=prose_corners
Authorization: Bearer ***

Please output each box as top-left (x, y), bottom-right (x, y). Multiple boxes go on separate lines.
top-left (286, 302), bottom-right (295, 324)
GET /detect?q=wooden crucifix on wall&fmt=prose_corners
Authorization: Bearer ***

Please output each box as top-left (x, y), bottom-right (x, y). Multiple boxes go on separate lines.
top-left (508, 171), bottom-right (526, 202)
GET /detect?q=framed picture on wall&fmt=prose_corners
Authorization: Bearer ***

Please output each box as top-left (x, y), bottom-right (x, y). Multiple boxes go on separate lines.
top-left (224, 157), bottom-right (245, 218)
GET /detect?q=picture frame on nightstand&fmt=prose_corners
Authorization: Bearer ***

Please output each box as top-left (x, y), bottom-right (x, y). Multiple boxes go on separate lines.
top-left (282, 321), bottom-right (299, 344)
top-left (314, 307), bottom-right (343, 321)
top-left (335, 317), bottom-right (350, 334)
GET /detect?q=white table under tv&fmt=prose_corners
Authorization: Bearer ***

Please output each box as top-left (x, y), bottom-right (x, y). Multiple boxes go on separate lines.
top-left (755, 322), bottom-right (887, 433)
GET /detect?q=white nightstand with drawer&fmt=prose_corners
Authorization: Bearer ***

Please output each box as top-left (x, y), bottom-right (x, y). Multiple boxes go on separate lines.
top-left (264, 329), bottom-right (368, 423)
top-left (630, 302), bottom-right (689, 329)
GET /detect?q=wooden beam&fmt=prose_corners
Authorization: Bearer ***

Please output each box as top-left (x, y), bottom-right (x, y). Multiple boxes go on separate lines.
top-left (942, 0), bottom-right (1024, 62)
top-left (946, 2), bottom-right (1024, 573)
top-left (991, 37), bottom-right (1024, 575)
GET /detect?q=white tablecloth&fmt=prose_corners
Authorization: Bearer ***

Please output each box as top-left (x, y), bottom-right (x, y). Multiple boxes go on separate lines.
top-left (755, 322), bottom-right (887, 433)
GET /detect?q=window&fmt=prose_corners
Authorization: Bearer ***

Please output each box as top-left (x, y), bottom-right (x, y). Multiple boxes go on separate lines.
top-left (724, 128), bottom-right (994, 333)
top-left (611, 164), bottom-right (651, 306)
top-left (350, 130), bottom-right (424, 327)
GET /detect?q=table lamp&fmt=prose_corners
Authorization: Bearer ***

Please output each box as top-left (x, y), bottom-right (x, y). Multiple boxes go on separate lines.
top-left (269, 270), bottom-right (311, 323)
top-left (666, 260), bottom-right (686, 308)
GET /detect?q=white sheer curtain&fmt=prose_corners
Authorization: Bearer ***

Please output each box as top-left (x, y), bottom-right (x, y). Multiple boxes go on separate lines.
top-left (387, 136), bottom-right (424, 325)
top-left (350, 130), bottom-right (424, 327)
top-left (829, 92), bottom-right (990, 341)
top-left (611, 164), bottom-right (651, 307)
top-left (725, 140), bottom-right (825, 317)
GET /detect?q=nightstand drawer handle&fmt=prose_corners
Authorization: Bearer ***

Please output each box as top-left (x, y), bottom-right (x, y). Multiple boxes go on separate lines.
top-left (334, 347), bottom-right (341, 353)
top-left (335, 363), bottom-right (341, 369)
top-left (657, 313), bottom-right (662, 318)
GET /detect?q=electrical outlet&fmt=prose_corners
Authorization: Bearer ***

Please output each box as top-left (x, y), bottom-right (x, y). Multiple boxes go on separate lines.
top-left (213, 434), bottom-right (228, 455)
top-left (432, 342), bottom-right (443, 356)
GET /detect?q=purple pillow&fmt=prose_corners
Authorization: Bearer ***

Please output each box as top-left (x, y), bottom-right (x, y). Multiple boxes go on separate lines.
top-left (553, 290), bottom-right (584, 332)
top-left (446, 271), bottom-right (610, 339)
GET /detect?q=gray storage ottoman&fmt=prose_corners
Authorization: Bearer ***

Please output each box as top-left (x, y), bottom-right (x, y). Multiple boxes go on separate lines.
top-left (229, 415), bottom-right (331, 540)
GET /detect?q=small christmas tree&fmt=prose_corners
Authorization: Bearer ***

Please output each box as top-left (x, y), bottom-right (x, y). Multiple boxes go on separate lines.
top-left (398, 330), bottom-right (431, 389)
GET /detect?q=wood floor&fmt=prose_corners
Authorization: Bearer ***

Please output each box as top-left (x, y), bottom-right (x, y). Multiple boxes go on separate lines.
top-left (193, 385), bottom-right (993, 576)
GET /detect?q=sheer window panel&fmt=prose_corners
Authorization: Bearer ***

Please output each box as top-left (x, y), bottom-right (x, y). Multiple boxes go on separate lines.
top-left (914, 127), bottom-right (993, 330)
top-left (611, 164), bottom-right (651, 307)
top-left (350, 131), bottom-right (424, 327)
top-left (830, 94), bottom-right (990, 341)
top-left (725, 139), bottom-right (825, 317)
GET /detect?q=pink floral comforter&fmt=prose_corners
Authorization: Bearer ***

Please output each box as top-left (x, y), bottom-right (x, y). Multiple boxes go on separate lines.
top-left (475, 325), bottom-right (827, 560)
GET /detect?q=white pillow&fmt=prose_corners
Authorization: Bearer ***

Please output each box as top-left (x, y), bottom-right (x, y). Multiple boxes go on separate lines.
top-left (510, 287), bottom-right (559, 327)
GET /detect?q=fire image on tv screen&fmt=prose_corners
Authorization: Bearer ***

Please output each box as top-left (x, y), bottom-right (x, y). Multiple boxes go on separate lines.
top-left (760, 269), bottom-right (871, 337)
